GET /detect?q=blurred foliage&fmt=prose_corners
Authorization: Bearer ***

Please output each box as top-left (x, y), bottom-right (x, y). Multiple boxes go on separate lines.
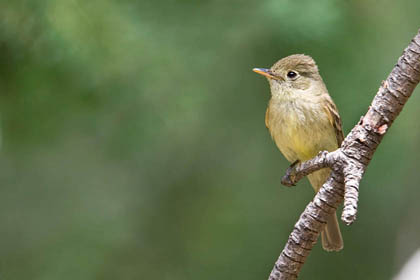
top-left (1, 0), bottom-right (420, 279)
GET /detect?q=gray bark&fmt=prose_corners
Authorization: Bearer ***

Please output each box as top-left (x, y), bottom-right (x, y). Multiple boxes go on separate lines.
top-left (269, 29), bottom-right (420, 280)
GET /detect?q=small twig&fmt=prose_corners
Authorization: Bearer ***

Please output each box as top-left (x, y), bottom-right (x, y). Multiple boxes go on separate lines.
top-left (268, 29), bottom-right (420, 280)
top-left (281, 151), bottom-right (330, 187)
top-left (281, 149), bottom-right (363, 225)
top-left (280, 150), bottom-right (349, 187)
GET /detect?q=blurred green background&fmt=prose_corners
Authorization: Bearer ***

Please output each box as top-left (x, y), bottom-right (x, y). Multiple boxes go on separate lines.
top-left (1, 0), bottom-right (420, 279)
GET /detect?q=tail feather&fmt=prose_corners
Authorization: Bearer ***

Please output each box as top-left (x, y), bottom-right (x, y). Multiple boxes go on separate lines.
top-left (308, 168), bottom-right (343, 252)
top-left (321, 213), bottom-right (343, 251)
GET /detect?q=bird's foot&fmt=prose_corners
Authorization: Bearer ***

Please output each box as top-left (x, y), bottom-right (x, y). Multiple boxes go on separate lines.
top-left (281, 160), bottom-right (300, 187)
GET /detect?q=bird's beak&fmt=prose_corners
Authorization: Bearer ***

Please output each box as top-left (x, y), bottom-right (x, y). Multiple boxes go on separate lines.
top-left (252, 68), bottom-right (276, 79)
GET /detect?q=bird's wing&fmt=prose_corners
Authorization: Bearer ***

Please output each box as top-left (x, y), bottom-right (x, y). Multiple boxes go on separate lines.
top-left (265, 105), bottom-right (271, 129)
top-left (324, 98), bottom-right (344, 146)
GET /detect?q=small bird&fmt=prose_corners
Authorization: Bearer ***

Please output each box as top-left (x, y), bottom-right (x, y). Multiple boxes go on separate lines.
top-left (253, 54), bottom-right (344, 251)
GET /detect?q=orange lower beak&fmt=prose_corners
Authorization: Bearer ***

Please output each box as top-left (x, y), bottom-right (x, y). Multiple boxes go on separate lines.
top-left (253, 68), bottom-right (276, 79)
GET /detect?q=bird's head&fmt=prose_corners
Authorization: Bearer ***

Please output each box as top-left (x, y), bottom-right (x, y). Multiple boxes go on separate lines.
top-left (253, 54), bottom-right (323, 97)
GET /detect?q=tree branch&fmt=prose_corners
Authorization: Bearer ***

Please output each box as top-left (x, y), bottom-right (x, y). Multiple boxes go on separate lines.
top-left (268, 29), bottom-right (420, 280)
top-left (280, 150), bottom-right (344, 187)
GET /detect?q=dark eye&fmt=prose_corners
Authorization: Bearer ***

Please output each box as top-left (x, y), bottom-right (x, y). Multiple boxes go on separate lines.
top-left (287, 71), bottom-right (297, 79)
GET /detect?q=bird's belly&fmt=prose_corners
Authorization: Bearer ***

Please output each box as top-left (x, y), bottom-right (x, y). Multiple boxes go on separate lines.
top-left (273, 127), bottom-right (321, 162)
top-left (269, 106), bottom-right (338, 163)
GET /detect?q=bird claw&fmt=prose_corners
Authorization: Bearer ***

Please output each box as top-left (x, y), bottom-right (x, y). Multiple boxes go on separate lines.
top-left (281, 160), bottom-right (299, 187)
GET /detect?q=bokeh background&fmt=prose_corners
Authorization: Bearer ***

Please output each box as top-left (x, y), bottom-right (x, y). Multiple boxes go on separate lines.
top-left (1, 0), bottom-right (420, 279)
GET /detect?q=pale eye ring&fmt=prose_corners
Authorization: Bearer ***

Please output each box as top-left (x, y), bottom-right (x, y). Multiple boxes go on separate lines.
top-left (287, 71), bottom-right (298, 79)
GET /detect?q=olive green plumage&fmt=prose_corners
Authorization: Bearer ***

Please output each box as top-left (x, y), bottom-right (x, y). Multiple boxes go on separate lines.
top-left (254, 54), bottom-right (344, 251)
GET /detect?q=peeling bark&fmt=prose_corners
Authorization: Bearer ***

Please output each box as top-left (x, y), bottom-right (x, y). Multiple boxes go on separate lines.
top-left (268, 30), bottom-right (420, 280)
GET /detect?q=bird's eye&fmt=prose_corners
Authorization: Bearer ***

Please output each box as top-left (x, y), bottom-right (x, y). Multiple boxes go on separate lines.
top-left (287, 71), bottom-right (298, 79)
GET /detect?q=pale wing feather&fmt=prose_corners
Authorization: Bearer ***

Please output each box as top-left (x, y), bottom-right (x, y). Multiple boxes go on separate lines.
top-left (265, 105), bottom-right (270, 129)
top-left (323, 97), bottom-right (344, 146)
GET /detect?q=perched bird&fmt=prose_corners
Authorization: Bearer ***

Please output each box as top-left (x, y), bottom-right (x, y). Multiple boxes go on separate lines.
top-left (253, 54), bottom-right (344, 251)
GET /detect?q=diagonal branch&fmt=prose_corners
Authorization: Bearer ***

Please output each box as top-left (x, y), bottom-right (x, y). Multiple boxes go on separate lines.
top-left (268, 29), bottom-right (420, 280)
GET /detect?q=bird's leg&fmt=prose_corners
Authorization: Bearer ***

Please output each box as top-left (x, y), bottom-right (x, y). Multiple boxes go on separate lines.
top-left (281, 160), bottom-right (300, 187)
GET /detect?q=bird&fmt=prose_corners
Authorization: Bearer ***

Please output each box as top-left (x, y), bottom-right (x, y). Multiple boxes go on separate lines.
top-left (253, 54), bottom-right (344, 251)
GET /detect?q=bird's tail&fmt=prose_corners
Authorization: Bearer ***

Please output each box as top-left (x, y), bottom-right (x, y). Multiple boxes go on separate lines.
top-left (307, 168), bottom-right (343, 252)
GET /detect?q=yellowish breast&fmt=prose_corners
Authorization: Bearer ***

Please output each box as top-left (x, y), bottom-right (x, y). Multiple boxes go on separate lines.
top-left (266, 97), bottom-right (338, 163)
